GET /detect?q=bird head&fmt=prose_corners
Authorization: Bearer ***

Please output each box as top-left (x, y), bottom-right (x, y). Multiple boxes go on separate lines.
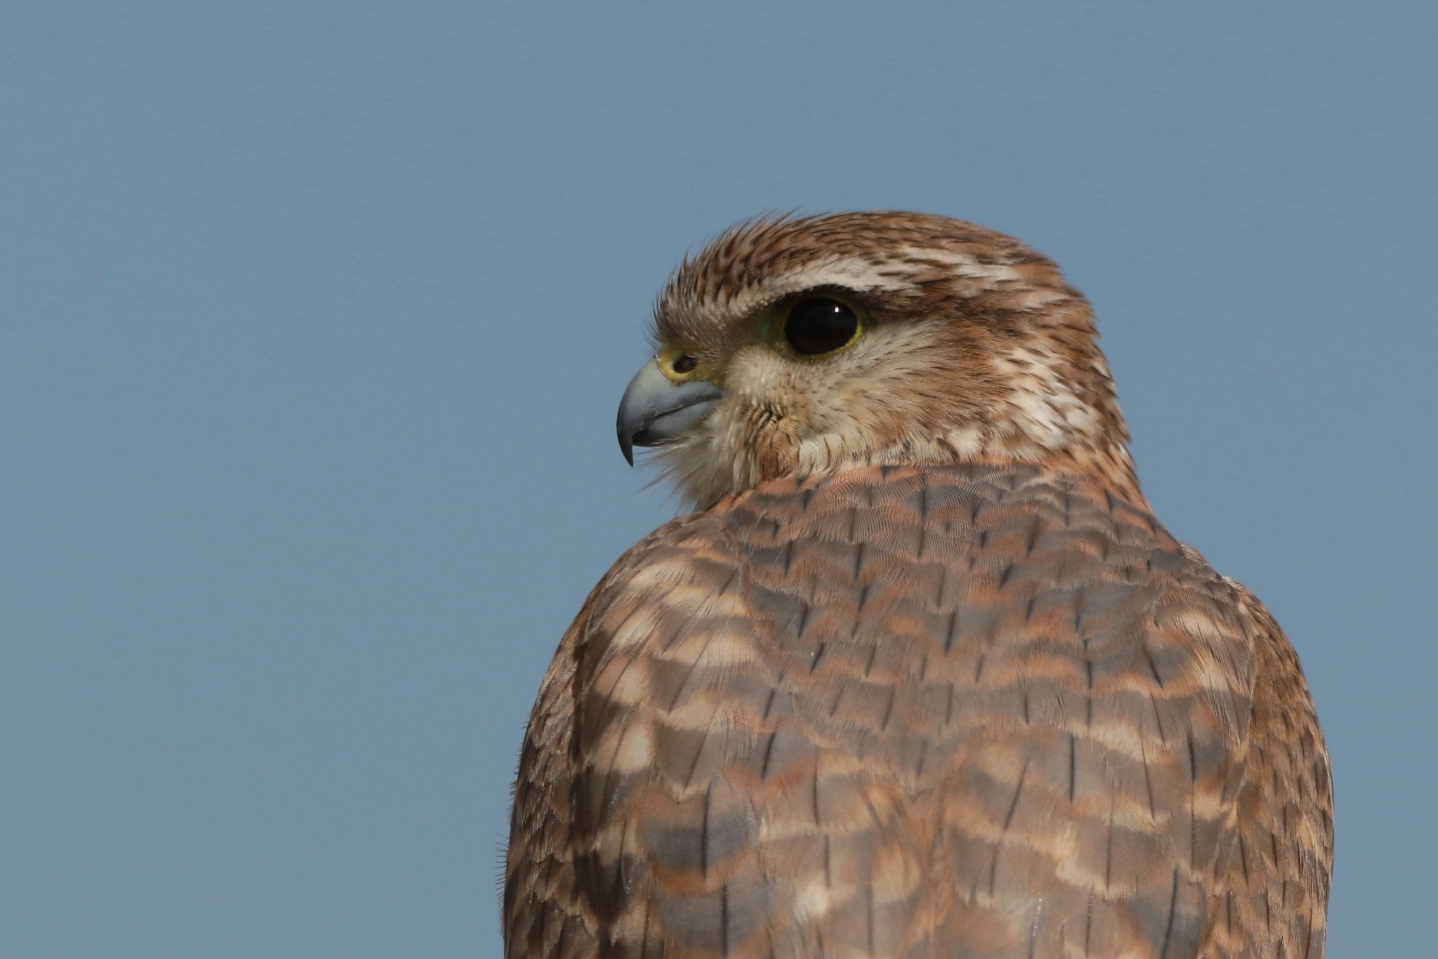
top-left (617, 212), bottom-right (1143, 510)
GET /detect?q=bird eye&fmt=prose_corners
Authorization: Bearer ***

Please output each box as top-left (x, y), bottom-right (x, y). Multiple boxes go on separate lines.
top-left (783, 298), bottom-right (860, 355)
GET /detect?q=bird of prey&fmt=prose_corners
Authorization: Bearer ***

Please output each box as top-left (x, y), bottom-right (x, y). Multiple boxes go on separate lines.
top-left (504, 212), bottom-right (1332, 959)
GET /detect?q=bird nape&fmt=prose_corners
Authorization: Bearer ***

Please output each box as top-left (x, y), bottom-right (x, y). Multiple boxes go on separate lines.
top-left (504, 212), bottom-right (1332, 959)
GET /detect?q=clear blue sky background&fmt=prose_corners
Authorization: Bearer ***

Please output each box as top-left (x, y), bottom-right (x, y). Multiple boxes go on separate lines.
top-left (2, 2), bottom-right (1433, 955)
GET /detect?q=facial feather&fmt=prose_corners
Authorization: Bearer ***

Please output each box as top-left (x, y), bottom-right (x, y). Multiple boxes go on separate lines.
top-left (647, 212), bottom-right (1144, 510)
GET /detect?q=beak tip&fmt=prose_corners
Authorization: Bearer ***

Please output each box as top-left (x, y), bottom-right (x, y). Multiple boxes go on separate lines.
top-left (618, 426), bottom-right (635, 466)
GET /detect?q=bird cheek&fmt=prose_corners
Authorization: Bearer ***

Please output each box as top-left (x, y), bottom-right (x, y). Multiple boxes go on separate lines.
top-left (705, 394), bottom-right (790, 478)
top-left (723, 346), bottom-right (791, 395)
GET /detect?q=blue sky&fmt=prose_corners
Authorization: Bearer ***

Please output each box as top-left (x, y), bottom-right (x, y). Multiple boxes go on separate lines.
top-left (1, 2), bottom-right (1434, 954)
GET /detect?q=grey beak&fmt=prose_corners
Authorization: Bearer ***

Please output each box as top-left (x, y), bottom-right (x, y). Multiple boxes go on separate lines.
top-left (616, 358), bottom-right (724, 465)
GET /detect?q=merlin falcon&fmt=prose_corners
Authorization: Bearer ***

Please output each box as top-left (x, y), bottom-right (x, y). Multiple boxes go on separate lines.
top-left (504, 213), bottom-right (1332, 959)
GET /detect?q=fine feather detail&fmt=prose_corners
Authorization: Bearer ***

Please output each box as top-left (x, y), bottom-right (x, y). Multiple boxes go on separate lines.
top-left (505, 213), bottom-right (1331, 959)
top-left (643, 212), bottom-right (1142, 510)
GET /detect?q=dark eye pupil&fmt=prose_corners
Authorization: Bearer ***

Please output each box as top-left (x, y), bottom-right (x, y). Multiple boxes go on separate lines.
top-left (785, 298), bottom-right (858, 355)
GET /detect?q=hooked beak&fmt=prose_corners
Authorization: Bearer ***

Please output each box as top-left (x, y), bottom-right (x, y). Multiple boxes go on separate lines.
top-left (616, 358), bottom-right (724, 465)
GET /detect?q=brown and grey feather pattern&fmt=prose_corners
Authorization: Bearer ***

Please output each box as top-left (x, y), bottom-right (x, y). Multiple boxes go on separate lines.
top-left (506, 465), bottom-right (1330, 958)
top-left (504, 212), bottom-right (1331, 959)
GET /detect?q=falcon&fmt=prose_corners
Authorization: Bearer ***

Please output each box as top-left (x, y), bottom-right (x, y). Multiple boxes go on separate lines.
top-left (504, 212), bottom-right (1332, 959)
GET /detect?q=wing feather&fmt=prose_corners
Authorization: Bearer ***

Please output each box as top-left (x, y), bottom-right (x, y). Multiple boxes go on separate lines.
top-left (505, 464), bottom-right (1331, 959)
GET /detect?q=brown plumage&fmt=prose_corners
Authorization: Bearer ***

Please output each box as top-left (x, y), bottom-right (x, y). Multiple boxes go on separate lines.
top-left (505, 213), bottom-right (1332, 958)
